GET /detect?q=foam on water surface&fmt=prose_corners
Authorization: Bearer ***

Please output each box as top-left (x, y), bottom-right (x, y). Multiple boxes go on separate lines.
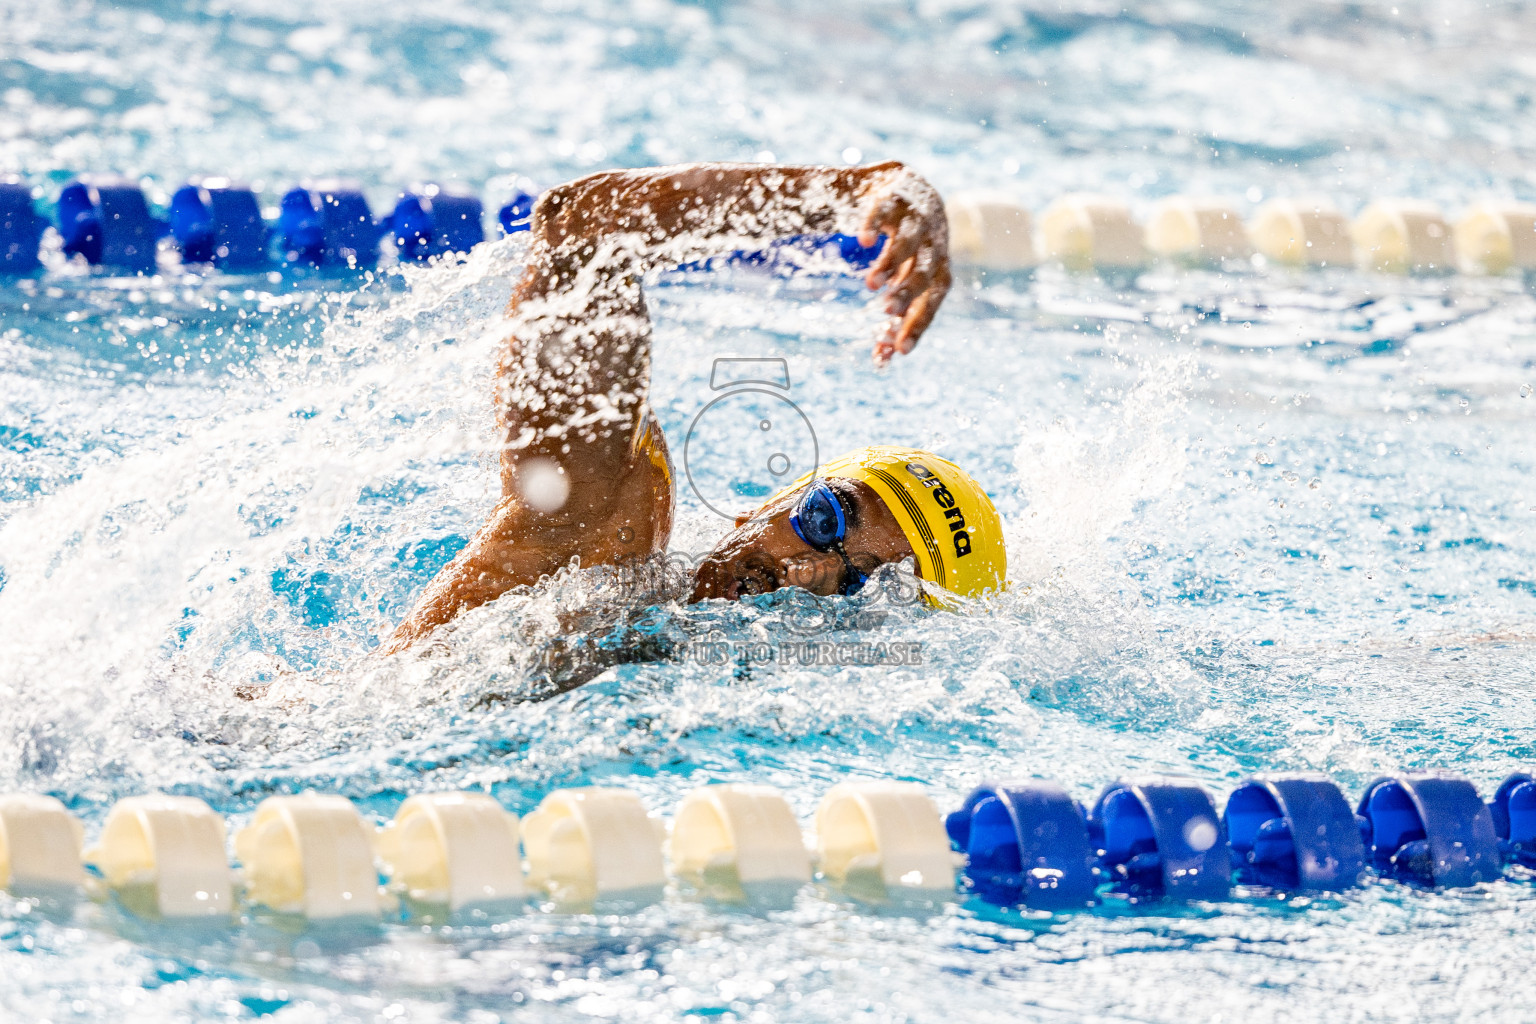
top-left (4, 1), bottom-right (1536, 1021)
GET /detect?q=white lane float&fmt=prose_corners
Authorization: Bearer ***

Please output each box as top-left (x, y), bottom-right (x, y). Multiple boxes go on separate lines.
top-left (88, 795), bottom-right (232, 918)
top-left (945, 191), bottom-right (1037, 270)
top-left (1038, 194), bottom-right (1146, 271)
top-left (1145, 197), bottom-right (1252, 264)
top-left (815, 781), bottom-right (957, 898)
top-left (376, 791), bottom-right (524, 911)
top-left (1352, 199), bottom-right (1455, 274)
top-left (233, 794), bottom-right (381, 919)
top-left (520, 786), bottom-right (666, 905)
top-left (0, 793), bottom-right (84, 891)
top-left (1454, 202), bottom-right (1536, 274)
top-left (1249, 198), bottom-right (1353, 266)
top-left (670, 784), bottom-right (811, 893)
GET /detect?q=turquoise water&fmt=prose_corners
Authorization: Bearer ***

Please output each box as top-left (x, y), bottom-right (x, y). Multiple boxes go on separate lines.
top-left (4, 1), bottom-right (1536, 1020)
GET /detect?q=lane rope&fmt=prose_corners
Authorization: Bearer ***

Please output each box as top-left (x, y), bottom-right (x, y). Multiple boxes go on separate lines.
top-left (2, 768), bottom-right (1532, 926)
top-left (5, 175), bottom-right (1532, 279)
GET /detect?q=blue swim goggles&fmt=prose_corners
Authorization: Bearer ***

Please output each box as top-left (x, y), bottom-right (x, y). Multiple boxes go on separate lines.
top-left (788, 480), bottom-right (869, 596)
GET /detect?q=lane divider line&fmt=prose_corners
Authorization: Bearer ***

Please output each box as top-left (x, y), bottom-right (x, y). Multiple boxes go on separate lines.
top-left (6, 174), bottom-right (1535, 280)
top-left (1, 771), bottom-right (1531, 927)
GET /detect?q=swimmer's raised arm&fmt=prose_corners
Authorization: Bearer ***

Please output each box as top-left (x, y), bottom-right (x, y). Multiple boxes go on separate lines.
top-left (384, 161), bottom-right (948, 653)
top-left (532, 161), bottom-right (951, 360)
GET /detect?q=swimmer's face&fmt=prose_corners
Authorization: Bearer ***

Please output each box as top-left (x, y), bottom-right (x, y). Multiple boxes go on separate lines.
top-left (690, 478), bottom-right (916, 601)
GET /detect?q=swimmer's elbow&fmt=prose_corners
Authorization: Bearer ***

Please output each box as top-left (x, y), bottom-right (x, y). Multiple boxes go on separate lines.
top-left (532, 172), bottom-right (630, 250)
top-left (531, 183), bottom-right (578, 249)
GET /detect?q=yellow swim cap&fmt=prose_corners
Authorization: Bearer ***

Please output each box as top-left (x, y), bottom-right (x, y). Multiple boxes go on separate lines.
top-left (769, 446), bottom-right (1007, 604)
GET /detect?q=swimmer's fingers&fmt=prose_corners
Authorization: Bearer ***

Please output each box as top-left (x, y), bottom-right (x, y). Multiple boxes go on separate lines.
top-left (858, 174), bottom-right (949, 360)
top-left (857, 192), bottom-right (908, 249)
top-left (860, 188), bottom-right (931, 285)
top-left (883, 241), bottom-right (943, 313)
top-left (888, 255), bottom-right (949, 353)
top-left (866, 219), bottom-right (924, 291)
top-left (894, 279), bottom-right (947, 354)
top-left (872, 335), bottom-right (896, 366)
top-left (881, 240), bottom-right (927, 303)
top-left (882, 256), bottom-right (926, 317)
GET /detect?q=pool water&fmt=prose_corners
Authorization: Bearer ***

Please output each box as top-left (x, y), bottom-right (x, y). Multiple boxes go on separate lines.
top-left (4, 1), bottom-right (1536, 1020)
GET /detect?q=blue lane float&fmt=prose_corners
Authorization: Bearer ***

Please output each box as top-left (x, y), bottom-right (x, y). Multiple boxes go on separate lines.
top-left (0, 178), bottom-right (45, 274)
top-left (945, 779), bottom-right (1098, 910)
top-left (1223, 774), bottom-right (1366, 890)
top-left (278, 181), bottom-right (381, 269)
top-left (710, 232), bottom-right (886, 273)
top-left (56, 176), bottom-right (164, 273)
top-left (1357, 772), bottom-right (1501, 887)
top-left (1089, 776), bottom-right (1230, 902)
top-left (498, 190), bottom-right (536, 234)
top-left (169, 179), bottom-right (268, 269)
top-left (388, 186), bottom-right (485, 261)
top-left (829, 232), bottom-right (886, 270)
top-left (1489, 772), bottom-right (1536, 867)
top-left (736, 232), bottom-right (887, 271)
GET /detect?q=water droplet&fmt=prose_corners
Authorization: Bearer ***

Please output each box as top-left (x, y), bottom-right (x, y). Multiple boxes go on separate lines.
top-left (1184, 819), bottom-right (1218, 852)
top-left (518, 458), bottom-right (570, 512)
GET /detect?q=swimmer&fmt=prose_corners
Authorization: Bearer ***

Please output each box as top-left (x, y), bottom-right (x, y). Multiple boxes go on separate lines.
top-left (385, 161), bottom-right (1006, 653)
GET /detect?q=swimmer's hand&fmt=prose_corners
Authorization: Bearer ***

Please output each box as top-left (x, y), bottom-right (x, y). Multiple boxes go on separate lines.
top-left (858, 166), bottom-right (952, 365)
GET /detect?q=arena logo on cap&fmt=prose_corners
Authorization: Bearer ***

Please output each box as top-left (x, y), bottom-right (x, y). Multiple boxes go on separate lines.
top-left (904, 461), bottom-right (972, 558)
